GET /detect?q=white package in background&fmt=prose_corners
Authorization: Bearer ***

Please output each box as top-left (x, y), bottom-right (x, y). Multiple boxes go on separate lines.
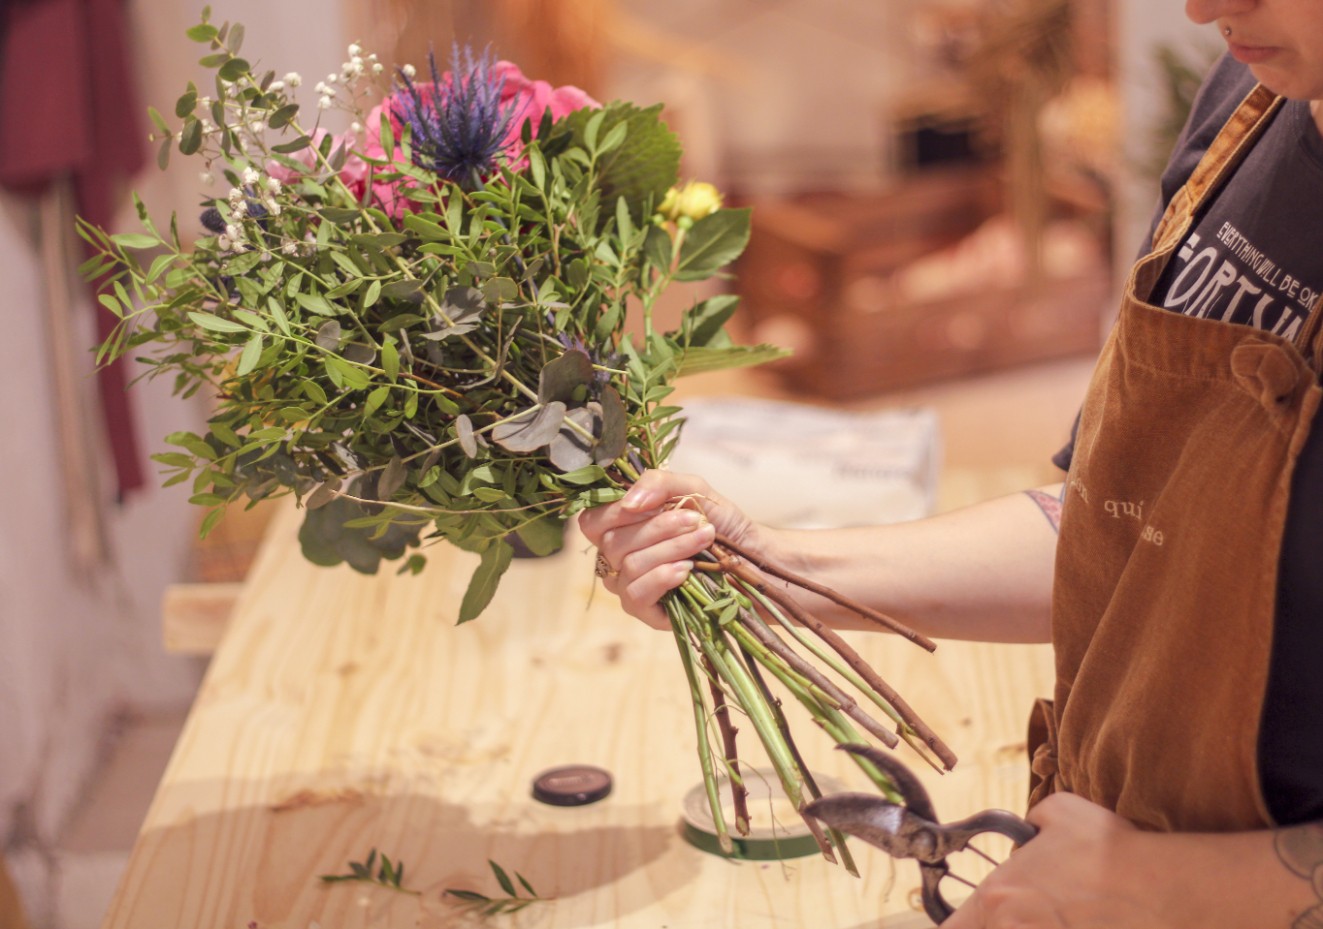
top-left (666, 398), bottom-right (941, 530)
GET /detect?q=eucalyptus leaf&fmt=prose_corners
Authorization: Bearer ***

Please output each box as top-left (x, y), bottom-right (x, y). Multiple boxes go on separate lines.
top-left (314, 319), bottom-right (343, 351)
top-left (491, 403), bottom-right (566, 453)
top-left (595, 386), bottom-right (627, 464)
top-left (455, 414), bottom-right (478, 458)
top-left (549, 406), bottom-right (596, 472)
top-left (538, 350), bottom-right (594, 405)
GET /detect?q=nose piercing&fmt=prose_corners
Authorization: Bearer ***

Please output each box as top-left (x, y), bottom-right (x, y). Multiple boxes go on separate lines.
top-left (1223, 24), bottom-right (1232, 37)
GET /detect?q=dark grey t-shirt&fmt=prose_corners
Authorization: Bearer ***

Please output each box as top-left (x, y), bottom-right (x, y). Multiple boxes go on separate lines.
top-left (1058, 54), bottom-right (1323, 825)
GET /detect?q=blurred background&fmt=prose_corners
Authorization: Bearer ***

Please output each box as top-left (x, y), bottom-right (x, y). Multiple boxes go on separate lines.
top-left (0, 0), bottom-right (1219, 925)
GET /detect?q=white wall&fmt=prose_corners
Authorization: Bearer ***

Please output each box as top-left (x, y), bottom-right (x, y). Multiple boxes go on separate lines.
top-left (0, 0), bottom-right (345, 921)
top-left (1114, 2), bottom-right (1213, 262)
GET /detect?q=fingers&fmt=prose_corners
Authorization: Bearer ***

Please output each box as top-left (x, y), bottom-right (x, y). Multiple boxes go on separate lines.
top-left (598, 507), bottom-right (716, 630)
top-left (578, 470), bottom-right (722, 630)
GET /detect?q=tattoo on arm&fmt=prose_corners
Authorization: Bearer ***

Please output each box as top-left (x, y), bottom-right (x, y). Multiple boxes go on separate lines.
top-left (1024, 488), bottom-right (1064, 534)
top-left (1275, 824), bottom-right (1323, 928)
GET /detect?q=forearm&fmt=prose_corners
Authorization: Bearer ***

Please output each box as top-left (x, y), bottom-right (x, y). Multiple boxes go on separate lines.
top-left (1142, 824), bottom-right (1323, 928)
top-left (757, 485), bottom-right (1062, 643)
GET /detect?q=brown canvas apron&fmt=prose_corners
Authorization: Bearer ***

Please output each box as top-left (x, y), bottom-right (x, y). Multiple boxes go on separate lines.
top-left (1028, 84), bottom-right (1323, 832)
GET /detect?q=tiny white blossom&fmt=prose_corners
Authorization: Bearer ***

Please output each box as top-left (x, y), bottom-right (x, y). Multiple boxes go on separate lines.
top-left (217, 234), bottom-right (232, 250)
top-left (228, 187), bottom-right (244, 204)
top-left (231, 240), bottom-right (247, 253)
top-left (367, 53), bottom-right (378, 62)
top-left (401, 63), bottom-right (416, 79)
top-left (284, 71), bottom-right (302, 87)
top-left (232, 200), bottom-right (248, 218)
top-left (242, 166), bottom-right (260, 185)
top-left (198, 95), bottom-right (212, 107)
top-left (326, 73), bottom-right (338, 83)
top-left (314, 81), bottom-right (327, 94)
top-left (225, 223), bottom-right (241, 240)
top-left (348, 43), bottom-right (362, 58)
top-left (282, 240), bottom-right (298, 255)
top-left (199, 171), bottom-right (215, 186)
top-left (265, 199), bottom-right (282, 216)
top-left (350, 121), bottom-right (363, 134)
top-left (268, 80), bottom-right (285, 92)
top-left (372, 62), bottom-right (384, 74)
top-left (316, 96), bottom-right (332, 110)
top-left (266, 177), bottom-right (282, 193)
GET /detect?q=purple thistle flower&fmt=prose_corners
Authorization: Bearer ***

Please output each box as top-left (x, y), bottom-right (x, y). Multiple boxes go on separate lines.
top-left (393, 46), bottom-right (518, 190)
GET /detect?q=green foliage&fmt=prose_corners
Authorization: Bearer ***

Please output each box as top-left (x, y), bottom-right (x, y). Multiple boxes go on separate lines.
top-left (444, 860), bottom-right (547, 917)
top-left (85, 13), bottom-right (786, 623)
top-left (320, 848), bottom-right (418, 896)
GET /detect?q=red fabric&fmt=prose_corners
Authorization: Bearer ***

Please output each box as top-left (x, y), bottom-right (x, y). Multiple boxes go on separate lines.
top-left (0, 0), bottom-right (147, 497)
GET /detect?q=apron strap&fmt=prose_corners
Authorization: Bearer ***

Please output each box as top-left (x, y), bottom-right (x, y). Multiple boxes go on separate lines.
top-left (1151, 84), bottom-right (1283, 254)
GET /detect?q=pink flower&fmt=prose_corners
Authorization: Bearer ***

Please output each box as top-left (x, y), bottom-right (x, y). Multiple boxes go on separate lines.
top-left (357, 58), bottom-right (600, 216)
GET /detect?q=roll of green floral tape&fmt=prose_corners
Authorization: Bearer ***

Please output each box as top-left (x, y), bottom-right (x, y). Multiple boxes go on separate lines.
top-left (680, 770), bottom-right (847, 861)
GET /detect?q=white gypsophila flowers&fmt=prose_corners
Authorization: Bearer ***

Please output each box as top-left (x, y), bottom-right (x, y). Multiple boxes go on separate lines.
top-left (266, 177), bottom-right (281, 193)
top-left (232, 200), bottom-right (248, 219)
top-left (268, 80), bottom-right (285, 92)
top-left (225, 223), bottom-right (241, 240)
top-left (217, 234), bottom-right (231, 250)
top-left (199, 171), bottom-right (215, 186)
top-left (242, 166), bottom-right (260, 186)
top-left (283, 71), bottom-right (302, 87)
top-left (282, 240), bottom-right (298, 255)
top-left (401, 63), bottom-right (416, 79)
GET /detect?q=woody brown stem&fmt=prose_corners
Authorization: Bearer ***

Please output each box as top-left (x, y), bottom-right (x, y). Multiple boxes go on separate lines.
top-left (713, 543), bottom-right (958, 771)
top-left (730, 592), bottom-right (900, 751)
top-left (715, 533), bottom-right (936, 652)
top-left (702, 655), bottom-right (750, 836)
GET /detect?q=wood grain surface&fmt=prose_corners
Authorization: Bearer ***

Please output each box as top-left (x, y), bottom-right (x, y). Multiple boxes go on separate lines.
top-left (108, 500), bottom-right (1054, 928)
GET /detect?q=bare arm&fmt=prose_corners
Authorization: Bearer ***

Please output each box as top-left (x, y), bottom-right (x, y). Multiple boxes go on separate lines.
top-left (578, 469), bottom-right (1062, 644)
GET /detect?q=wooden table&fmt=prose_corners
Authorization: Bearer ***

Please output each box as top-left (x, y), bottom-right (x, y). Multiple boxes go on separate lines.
top-left (104, 502), bottom-right (1054, 928)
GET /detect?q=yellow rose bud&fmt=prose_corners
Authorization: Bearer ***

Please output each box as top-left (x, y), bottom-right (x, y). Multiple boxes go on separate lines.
top-left (659, 180), bottom-right (723, 223)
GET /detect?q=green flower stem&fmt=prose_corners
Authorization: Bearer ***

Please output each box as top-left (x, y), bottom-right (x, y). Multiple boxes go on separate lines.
top-left (736, 576), bottom-right (947, 769)
top-left (710, 540), bottom-right (957, 771)
top-left (735, 638), bottom-right (859, 873)
top-left (721, 591), bottom-right (901, 751)
top-left (676, 582), bottom-right (805, 811)
top-left (703, 654), bottom-right (751, 836)
top-left (738, 576), bottom-right (911, 733)
top-left (665, 596), bottom-right (732, 854)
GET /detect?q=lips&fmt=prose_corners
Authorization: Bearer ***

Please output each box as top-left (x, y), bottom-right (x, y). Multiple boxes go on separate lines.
top-left (1227, 40), bottom-right (1280, 65)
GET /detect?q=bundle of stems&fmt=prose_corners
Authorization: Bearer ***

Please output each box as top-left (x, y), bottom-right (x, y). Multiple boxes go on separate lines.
top-left (638, 480), bottom-right (957, 868)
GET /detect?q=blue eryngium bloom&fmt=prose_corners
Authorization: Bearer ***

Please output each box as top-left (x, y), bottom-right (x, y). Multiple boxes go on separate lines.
top-left (394, 46), bottom-right (517, 190)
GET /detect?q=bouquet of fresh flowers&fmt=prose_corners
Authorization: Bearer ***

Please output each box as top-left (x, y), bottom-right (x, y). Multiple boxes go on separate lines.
top-left (85, 9), bottom-right (953, 866)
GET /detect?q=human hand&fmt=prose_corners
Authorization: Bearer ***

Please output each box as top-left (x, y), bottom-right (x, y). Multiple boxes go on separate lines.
top-left (942, 793), bottom-right (1164, 928)
top-left (577, 469), bottom-right (760, 628)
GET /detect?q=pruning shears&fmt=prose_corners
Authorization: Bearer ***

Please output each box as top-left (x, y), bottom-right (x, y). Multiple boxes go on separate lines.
top-left (805, 745), bottom-right (1038, 925)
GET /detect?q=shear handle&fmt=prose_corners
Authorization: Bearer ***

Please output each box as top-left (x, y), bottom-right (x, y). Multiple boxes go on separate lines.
top-left (933, 808), bottom-right (1039, 855)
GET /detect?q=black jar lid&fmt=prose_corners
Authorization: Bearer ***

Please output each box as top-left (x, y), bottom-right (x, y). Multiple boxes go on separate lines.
top-left (531, 765), bottom-right (613, 807)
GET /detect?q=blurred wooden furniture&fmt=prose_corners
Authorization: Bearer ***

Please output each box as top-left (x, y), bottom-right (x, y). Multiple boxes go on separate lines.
top-left (734, 167), bottom-right (1109, 400)
top-left (114, 498), bottom-right (1054, 927)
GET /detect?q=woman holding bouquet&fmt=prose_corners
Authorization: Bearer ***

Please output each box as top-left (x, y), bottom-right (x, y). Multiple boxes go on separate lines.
top-left (582, 0), bottom-right (1323, 925)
